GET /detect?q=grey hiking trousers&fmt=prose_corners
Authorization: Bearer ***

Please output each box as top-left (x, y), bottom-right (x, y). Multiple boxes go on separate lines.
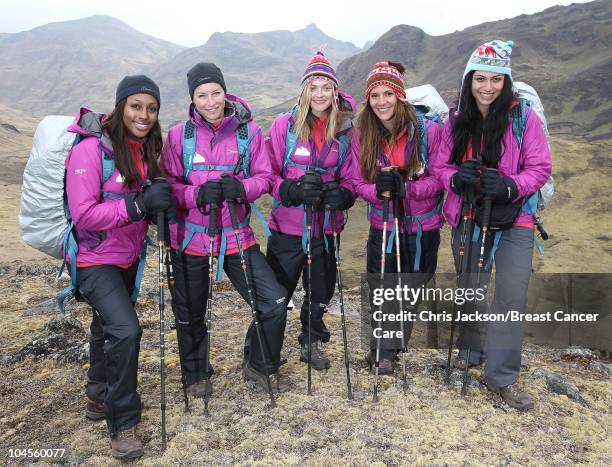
top-left (452, 223), bottom-right (534, 388)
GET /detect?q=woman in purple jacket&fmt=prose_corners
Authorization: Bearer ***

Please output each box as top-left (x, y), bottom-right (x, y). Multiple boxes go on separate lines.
top-left (65, 75), bottom-right (173, 459)
top-left (266, 50), bottom-right (356, 370)
top-left (162, 63), bottom-right (288, 396)
top-left (348, 61), bottom-right (444, 374)
top-left (431, 40), bottom-right (552, 410)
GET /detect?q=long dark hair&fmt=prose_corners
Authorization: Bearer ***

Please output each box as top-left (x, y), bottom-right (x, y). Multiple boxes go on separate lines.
top-left (356, 99), bottom-right (421, 183)
top-left (451, 70), bottom-right (515, 168)
top-left (101, 100), bottom-right (163, 187)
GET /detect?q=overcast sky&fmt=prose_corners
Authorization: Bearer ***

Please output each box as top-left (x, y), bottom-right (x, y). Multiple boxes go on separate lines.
top-left (1, 0), bottom-right (594, 48)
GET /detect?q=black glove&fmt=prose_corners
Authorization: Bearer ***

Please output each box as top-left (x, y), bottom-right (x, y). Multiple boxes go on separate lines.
top-left (279, 172), bottom-right (323, 207)
top-left (196, 180), bottom-right (223, 208)
top-left (220, 174), bottom-right (246, 201)
top-left (323, 180), bottom-right (355, 210)
top-left (451, 159), bottom-right (481, 195)
top-left (126, 179), bottom-right (174, 221)
top-left (375, 170), bottom-right (405, 199)
top-left (480, 169), bottom-right (518, 202)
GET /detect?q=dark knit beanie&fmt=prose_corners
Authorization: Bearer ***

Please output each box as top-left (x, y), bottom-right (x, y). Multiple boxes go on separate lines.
top-left (115, 75), bottom-right (161, 107)
top-left (187, 63), bottom-right (226, 99)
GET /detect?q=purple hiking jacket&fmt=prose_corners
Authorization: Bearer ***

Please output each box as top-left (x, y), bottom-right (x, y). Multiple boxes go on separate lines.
top-left (266, 93), bottom-right (356, 237)
top-left (430, 108), bottom-right (552, 228)
top-left (65, 108), bottom-right (148, 266)
top-left (347, 120), bottom-right (445, 233)
top-left (162, 94), bottom-right (272, 255)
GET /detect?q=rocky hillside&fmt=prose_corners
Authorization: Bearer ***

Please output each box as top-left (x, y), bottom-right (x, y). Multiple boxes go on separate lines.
top-left (337, 0), bottom-right (612, 141)
top-left (0, 16), bottom-right (184, 117)
top-left (151, 23), bottom-right (359, 126)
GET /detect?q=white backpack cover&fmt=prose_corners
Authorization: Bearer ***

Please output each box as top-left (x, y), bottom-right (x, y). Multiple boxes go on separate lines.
top-left (513, 81), bottom-right (554, 210)
top-left (19, 116), bottom-right (75, 259)
top-left (406, 84), bottom-right (449, 121)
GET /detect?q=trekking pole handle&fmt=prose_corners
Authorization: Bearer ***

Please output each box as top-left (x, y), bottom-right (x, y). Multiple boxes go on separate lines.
top-left (380, 166), bottom-right (397, 199)
top-left (330, 209), bottom-right (337, 234)
top-left (208, 203), bottom-right (218, 238)
top-left (481, 168), bottom-right (497, 228)
top-left (157, 211), bottom-right (166, 244)
top-left (227, 199), bottom-right (239, 231)
top-left (382, 196), bottom-right (389, 225)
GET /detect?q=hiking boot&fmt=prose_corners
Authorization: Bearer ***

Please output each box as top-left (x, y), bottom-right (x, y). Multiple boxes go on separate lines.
top-left (300, 341), bottom-right (331, 370)
top-left (243, 362), bottom-right (290, 394)
top-left (488, 382), bottom-right (534, 410)
top-left (110, 427), bottom-right (143, 460)
top-left (85, 397), bottom-right (105, 421)
top-left (365, 352), bottom-right (394, 375)
top-left (186, 379), bottom-right (213, 398)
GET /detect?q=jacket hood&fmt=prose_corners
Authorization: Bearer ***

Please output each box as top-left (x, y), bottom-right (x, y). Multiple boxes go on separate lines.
top-left (67, 107), bottom-right (113, 154)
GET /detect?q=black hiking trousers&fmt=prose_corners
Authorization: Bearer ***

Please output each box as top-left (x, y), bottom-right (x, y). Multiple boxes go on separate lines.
top-left (171, 244), bottom-right (287, 383)
top-left (78, 263), bottom-right (142, 436)
top-left (266, 230), bottom-right (336, 345)
top-left (366, 227), bottom-right (440, 360)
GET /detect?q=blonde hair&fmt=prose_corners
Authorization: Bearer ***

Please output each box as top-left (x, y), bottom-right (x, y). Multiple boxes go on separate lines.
top-left (293, 82), bottom-right (342, 143)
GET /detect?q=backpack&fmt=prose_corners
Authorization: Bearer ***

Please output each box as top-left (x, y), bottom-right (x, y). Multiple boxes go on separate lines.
top-left (19, 113), bottom-right (149, 313)
top-left (180, 119), bottom-right (270, 280)
top-left (512, 81), bottom-right (554, 213)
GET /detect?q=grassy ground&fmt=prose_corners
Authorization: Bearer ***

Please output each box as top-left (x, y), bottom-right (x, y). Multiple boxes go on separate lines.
top-left (0, 258), bottom-right (610, 465)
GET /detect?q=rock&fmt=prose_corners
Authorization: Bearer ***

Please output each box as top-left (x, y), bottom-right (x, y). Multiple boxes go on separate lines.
top-left (58, 342), bottom-right (90, 364)
top-left (427, 361), bottom-right (485, 390)
top-left (561, 346), bottom-right (597, 362)
top-left (15, 264), bottom-right (58, 277)
top-left (22, 298), bottom-right (56, 317)
top-left (351, 389), bottom-right (368, 400)
top-left (12, 333), bottom-right (69, 361)
top-left (531, 368), bottom-right (589, 406)
top-left (0, 123), bottom-right (20, 133)
top-left (588, 361), bottom-right (612, 375)
top-left (45, 314), bottom-right (85, 334)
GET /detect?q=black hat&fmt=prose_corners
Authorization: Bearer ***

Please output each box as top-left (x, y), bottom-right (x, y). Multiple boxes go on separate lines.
top-left (115, 75), bottom-right (161, 107)
top-left (187, 63), bottom-right (226, 99)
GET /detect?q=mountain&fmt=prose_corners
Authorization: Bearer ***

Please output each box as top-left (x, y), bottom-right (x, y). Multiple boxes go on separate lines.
top-left (0, 15), bottom-right (185, 117)
top-left (151, 23), bottom-right (359, 126)
top-left (337, 0), bottom-right (612, 141)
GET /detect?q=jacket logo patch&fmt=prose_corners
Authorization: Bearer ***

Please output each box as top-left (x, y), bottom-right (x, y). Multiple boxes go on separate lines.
top-left (115, 174), bottom-right (124, 183)
top-left (74, 168), bottom-right (86, 175)
top-left (193, 153), bottom-right (206, 163)
top-left (294, 146), bottom-right (310, 157)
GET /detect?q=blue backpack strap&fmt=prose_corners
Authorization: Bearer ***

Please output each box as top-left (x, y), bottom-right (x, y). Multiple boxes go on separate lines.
top-left (178, 219), bottom-right (250, 281)
top-left (415, 113), bottom-right (429, 172)
top-left (511, 99), bottom-right (529, 152)
top-left (484, 231), bottom-right (503, 271)
top-left (182, 120), bottom-right (196, 181)
top-left (57, 222), bottom-right (79, 314)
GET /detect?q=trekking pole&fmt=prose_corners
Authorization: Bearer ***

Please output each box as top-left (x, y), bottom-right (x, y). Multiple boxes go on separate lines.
top-left (305, 201), bottom-right (314, 396)
top-left (392, 192), bottom-right (408, 393)
top-left (445, 185), bottom-right (475, 384)
top-left (227, 198), bottom-right (276, 407)
top-left (373, 193), bottom-right (390, 403)
top-left (461, 173), bottom-right (493, 396)
top-left (203, 203), bottom-right (218, 416)
top-left (330, 210), bottom-right (353, 400)
top-left (157, 209), bottom-right (168, 451)
top-left (163, 215), bottom-right (190, 413)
